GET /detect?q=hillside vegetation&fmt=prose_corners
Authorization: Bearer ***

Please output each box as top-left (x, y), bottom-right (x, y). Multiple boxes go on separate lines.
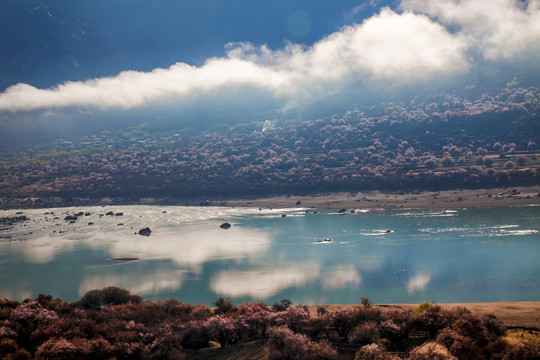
top-left (1, 87), bottom-right (539, 203)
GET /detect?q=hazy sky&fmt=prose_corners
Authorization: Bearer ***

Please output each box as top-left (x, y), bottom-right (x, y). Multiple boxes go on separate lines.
top-left (0, 0), bottom-right (539, 143)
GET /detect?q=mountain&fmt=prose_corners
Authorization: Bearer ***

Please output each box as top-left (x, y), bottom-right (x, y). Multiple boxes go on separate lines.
top-left (0, 0), bottom-right (122, 89)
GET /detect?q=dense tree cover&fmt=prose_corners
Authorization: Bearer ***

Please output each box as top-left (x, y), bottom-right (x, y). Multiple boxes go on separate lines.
top-left (0, 87), bottom-right (539, 202)
top-left (1, 289), bottom-right (539, 359)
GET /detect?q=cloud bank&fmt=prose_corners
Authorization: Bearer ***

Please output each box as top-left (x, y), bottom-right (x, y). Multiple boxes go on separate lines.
top-left (0, 7), bottom-right (467, 113)
top-left (402, 0), bottom-right (540, 60)
top-left (0, 1), bottom-right (538, 115)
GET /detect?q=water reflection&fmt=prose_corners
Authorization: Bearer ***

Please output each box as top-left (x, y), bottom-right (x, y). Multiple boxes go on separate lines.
top-left (0, 286), bottom-right (32, 301)
top-left (321, 265), bottom-right (362, 289)
top-left (0, 206), bottom-right (538, 303)
top-left (95, 226), bottom-right (271, 270)
top-left (79, 269), bottom-right (187, 297)
top-left (24, 237), bottom-right (75, 264)
top-left (210, 263), bottom-right (320, 298)
top-left (407, 273), bottom-right (431, 293)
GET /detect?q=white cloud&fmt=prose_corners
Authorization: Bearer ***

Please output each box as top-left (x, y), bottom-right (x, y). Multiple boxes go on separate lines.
top-left (291, 8), bottom-right (468, 82)
top-left (0, 8), bottom-right (468, 113)
top-left (402, 0), bottom-right (540, 60)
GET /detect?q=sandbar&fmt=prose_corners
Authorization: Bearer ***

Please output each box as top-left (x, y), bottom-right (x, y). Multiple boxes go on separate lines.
top-left (224, 186), bottom-right (540, 211)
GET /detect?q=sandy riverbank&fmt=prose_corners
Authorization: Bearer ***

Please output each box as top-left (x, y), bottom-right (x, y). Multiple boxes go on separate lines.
top-left (223, 186), bottom-right (540, 210)
top-left (307, 302), bottom-right (540, 329)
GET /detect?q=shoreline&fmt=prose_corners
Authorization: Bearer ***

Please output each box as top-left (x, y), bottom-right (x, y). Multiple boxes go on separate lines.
top-left (1, 186), bottom-right (539, 210)
top-left (307, 301), bottom-right (540, 329)
top-left (223, 186), bottom-right (540, 211)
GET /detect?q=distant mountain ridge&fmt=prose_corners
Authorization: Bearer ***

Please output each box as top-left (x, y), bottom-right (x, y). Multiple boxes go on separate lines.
top-left (0, 0), bottom-right (119, 89)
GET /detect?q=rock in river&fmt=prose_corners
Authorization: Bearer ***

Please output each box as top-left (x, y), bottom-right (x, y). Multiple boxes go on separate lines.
top-left (138, 227), bottom-right (152, 236)
top-left (220, 222), bottom-right (232, 229)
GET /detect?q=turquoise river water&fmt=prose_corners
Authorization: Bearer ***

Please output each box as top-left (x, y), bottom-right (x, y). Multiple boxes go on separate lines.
top-left (0, 205), bottom-right (538, 305)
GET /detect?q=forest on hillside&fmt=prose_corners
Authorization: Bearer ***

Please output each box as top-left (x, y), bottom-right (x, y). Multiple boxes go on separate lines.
top-left (0, 87), bottom-right (539, 204)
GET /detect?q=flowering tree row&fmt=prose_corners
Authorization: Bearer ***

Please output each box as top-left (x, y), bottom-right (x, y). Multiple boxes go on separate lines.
top-left (1, 289), bottom-right (539, 359)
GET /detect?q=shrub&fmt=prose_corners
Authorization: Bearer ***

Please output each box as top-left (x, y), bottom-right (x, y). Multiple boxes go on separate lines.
top-left (354, 343), bottom-right (388, 360)
top-left (481, 313), bottom-right (506, 340)
top-left (506, 338), bottom-right (540, 360)
top-left (483, 337), bottom-right (509, 359)
top-left (361, 297), bottom-right (372, 308)
top-left (0, 338), bottom-right (18, 355)
top-left (437, 328), bottom-right (481, 360)
top-left (266, 326), bottom-right (337, 360)
top-left (78, 290), bottom-right (103, 310)
top-left (206, 315), bottom-right (245, 347)
top-left (408, 342), bottom-right (456, 360)
top-left (302, 317), bottom-right (331, 340)
top-left (212, 297), bottom-right (236, 315)
top-left (179, 320), bottom-right (210, 349)
top-left (4, 348), bottom-right (32, 360)
top-left (77, 287), bottom-right (135, 310)
top-left (382, 307), bottom-right (410, 328)
top-left (34, 337), bottom-right (109, 360)
top-left (191, 303), bottom-right (212, 320)
top-left (266, 326), bottom-right (309, 360)
top-left (379, 319), bottom-right (407, 343)
top-left (273, 306), bottom-right (309, 333)
top-left (101, 287), bottom-right (132, 306)
top-left (35, 294), bottom-right (53, 307)
top-left (451, 311), bottom-right (489, 347)
top-left (411, 304), bottom-right (452, 337)
top-left (129, 295), bottom-right (143, 305)
top-left (140, 334), bottom-right (184, 360)
top-left (237, 303), bottom-right (273, 338)
top-left (317, 305), bottom-right (328, 317)
top-left (309, 339), bottom-right (338, 360)
top-left (331, 306), bottom-right (359, 339)
top-left (350, 321), bottom-right (379, 345)
top-left (413, 302), bottom-right (432, 315)
top-left (161, 299), bottom-right (196, 323)
top-left (357, 306), bottom-right (382, 323)
top-left (113, 341), bottom-right (144, 360)
top-left (10, 301), bottom-right (58, 325)
top-left (273, 299), bottom-right (293, 312)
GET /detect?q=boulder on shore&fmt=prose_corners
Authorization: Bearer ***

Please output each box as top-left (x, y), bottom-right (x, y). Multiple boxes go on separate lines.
top-left (220, 222), bottom-right (232, 229)
top-left (138, 227), bottom-right (152, 236)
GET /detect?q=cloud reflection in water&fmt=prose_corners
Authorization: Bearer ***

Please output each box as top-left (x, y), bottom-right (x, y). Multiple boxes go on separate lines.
top-left (322, 265), bottom-right (362, 289)
top-left (79, 269), bottom-right (187, 297)
top-left (407, 273), bottom-right (431, 293)
top-left (210, 263), bottom-right (321, 298)
top-left (100, 226), bottom-right (271, 271)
